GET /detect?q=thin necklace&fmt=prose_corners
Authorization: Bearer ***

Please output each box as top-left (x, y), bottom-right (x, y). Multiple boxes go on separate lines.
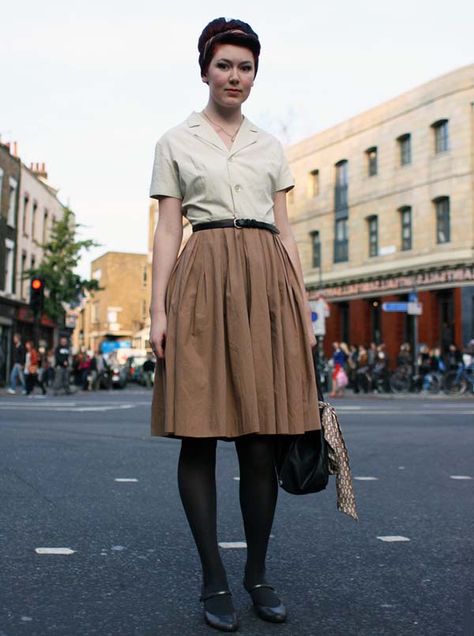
top-left (201, 110), bottom-right (244, 142)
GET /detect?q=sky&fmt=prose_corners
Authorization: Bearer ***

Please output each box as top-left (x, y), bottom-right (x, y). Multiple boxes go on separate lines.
top-left (1, 0), bottom-right (473, 279)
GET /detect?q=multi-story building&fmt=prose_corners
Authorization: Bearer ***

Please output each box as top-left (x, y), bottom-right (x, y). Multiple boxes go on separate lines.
top-left (15, 161), bottom-right (67, 341)
top-left (0, 140), bottom-right (68, 384)
top-left (0, 141), bottom-right (21, 384)
top-left (76, 252), bottom-right (150, 353)
top-left (286, 64), bottom-right (474, 363)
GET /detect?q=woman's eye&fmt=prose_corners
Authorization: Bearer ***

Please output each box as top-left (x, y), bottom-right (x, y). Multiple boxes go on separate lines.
top-left (242, 66), bottom-right (252, 72)
top-left (217, 62), bottom-right (228, 70)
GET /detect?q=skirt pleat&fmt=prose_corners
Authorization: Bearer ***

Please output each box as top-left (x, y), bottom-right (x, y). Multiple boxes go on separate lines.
top-left (151, 227), bottom-right (321, 438)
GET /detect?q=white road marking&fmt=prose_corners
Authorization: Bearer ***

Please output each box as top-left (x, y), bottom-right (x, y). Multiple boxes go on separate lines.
top-left (219, 542), bottom-right (247, 549)
top-left (111, 545), bottom-right (126, 551)
top-left (114, 478), bottom-right (138, 482)
top-left (35, 547), bottom-right (75, 555)
top-left (233, 477), bottom-right (240, 481)
top-left (377, 536), bottom-right (410, 542)
top-left (0, 404), bottom-right (135, 412)
top-left (450, 475), bottom-right (472, 480)
top-left (398, 466), bottom-right (405, 470)
top-left (354, 476), bottom-right (379, 481)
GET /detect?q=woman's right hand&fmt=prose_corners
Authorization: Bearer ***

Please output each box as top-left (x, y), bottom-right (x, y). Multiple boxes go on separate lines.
top-left (149, 312), bottom-right (167, 359)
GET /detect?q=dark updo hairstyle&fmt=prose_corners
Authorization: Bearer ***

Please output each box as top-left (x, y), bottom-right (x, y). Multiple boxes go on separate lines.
top-left (198, 17), bottom-right (261, 78)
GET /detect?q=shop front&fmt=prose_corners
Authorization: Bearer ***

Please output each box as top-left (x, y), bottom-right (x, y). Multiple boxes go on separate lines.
top-left (308, 265), bottom-right (474, 367)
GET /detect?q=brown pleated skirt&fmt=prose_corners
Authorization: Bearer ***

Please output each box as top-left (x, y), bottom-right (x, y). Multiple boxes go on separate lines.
top-left (151, 226), bottom-right (321, 438)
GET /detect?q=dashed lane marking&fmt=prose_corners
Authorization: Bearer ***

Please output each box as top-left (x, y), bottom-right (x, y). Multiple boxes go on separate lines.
top-left (114, 478), bottom-right (138, 482)
top-left (219, 542), bottom-right (247, 549)
top-left (377, 536), bottom-right (410, 542)
top-left (233, 477), bottom-right (240, 481)
top-left (354, 476), bottom-right (379, 481)
top-left (449, 475), bottom-right (472, 480)
top-left (35, 547), bottom-right (75, 555)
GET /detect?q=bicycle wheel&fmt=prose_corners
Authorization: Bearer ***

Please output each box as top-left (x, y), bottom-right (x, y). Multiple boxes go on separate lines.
top-left (443, 371), bottom-right (467, 396)
top-left (428, 373), bottom-right (443, 394)
top-left (390, 371), bottom-right (410, 394)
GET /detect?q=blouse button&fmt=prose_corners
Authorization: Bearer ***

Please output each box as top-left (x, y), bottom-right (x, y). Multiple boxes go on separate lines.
top-left (234, 184), bottom-right (242, 192)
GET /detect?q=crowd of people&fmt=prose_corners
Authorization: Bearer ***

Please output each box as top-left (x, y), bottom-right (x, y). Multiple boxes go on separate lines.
top-left (6, 334), bottom-right (118, 395)
top-left (325, 340), bottom-right (471, 397)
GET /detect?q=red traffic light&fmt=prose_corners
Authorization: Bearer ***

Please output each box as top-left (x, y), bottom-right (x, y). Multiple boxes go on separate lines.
top-left (31, 278), bottom-right (44, 290)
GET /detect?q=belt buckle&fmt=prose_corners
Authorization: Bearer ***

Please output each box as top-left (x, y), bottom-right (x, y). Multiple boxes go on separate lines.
top-left (233, 217), bottom-right (242, 229)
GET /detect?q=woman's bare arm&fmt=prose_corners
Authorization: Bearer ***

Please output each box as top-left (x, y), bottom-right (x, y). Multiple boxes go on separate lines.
top-left (149, 197), bottom-right (183, 357)
top-left (273, 189), bottom-right (316, 348)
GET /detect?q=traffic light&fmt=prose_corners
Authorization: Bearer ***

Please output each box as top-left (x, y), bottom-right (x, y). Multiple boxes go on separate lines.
top-left (30, 277), bottom-right (45, 314)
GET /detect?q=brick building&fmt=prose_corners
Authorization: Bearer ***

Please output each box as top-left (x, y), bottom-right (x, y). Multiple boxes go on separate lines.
top-left (286, 65), bottom-right (474, 364)
top-left (75, 252), bottom-right (150, 353)
top-left (0, 141), bottom-right (21, 383)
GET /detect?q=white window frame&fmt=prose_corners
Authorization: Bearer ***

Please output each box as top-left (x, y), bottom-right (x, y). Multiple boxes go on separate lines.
top-left (8, 177), bottom-right (17, 227)
top-left (4, 238), bottom-right (15, 294)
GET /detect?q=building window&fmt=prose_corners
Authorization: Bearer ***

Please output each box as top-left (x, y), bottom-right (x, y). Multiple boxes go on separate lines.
top-left (21, 252), bottom-right (27, 299)
top-left (334, 160), bottom-right (348, 211)
top-left (8, 178), bottom-right (17, 227)
top-left (398, 134), bottom-right (411, 165)
top-left (32, 201), bottom-right (38, 239)
top-left (42, 209), bottom-right (49, 244)
top-left (307, 169), bottom-right (319, 197)
top-left (399, 206), bottom-right (412, 251)
top-left (334, 218), bottom-right (348, 263)
top-left (434, 196), bottom-right (450, 243)
top-left (4, 239), bottom-right (15, 294)
top-left (367, 216), bottom-right (378, 257)
top-left (142, 265), bottom-right (147, 287)
top-left (366, 147), bottom-right (378, 176)
top-left (142, 299), bottom-right (147, 320)
top-left (310, 231), bottom-right (321, 268)
top-left (92, 302), bottom-right (99, 323)
top-left (432, 119), bottom-right (449, 153)
top-left (22, 194), bottom-right (29, 236)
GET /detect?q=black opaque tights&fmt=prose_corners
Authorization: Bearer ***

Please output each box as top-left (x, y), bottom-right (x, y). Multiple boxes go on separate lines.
top-left (177, 435), bottom-right (280, 612)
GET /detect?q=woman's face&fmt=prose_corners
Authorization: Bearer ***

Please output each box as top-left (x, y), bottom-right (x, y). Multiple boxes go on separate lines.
top-left (202, 43), bottom-right (255, 109)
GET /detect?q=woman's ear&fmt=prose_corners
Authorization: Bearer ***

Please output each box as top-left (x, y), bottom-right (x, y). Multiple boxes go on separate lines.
top-left (201, 74), bottom-right (209, 85)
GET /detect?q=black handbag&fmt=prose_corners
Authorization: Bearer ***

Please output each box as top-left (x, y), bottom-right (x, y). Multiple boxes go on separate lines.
top-left (274, 348), bottom-right (330, 495)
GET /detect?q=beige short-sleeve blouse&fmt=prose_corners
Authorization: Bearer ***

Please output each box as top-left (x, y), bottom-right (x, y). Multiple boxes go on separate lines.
top-left (149, 111), bottom-right (294, 225)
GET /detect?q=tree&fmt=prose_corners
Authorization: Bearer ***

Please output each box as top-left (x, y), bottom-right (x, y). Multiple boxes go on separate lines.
top-left (25, 207), bottom-right (102, 323)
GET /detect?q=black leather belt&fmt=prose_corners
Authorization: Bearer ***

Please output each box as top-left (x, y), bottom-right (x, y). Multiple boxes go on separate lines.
top-left (192, 218), bottom-right (280, 234)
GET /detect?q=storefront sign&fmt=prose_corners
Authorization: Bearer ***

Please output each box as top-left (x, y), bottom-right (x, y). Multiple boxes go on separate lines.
top-left (309, 265), bottom-right (473, 301)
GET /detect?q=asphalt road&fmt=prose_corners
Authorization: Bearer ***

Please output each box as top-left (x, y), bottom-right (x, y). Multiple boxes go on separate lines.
top-left (0, 388), bottom-right (473, 636)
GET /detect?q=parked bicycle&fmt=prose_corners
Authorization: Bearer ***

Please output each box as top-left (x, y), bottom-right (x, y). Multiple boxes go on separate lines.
top-left (443, 363), bottom-right (474, 396)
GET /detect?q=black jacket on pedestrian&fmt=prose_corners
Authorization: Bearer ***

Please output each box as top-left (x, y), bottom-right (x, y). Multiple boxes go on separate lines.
top-left (55, 345), bottom-right (70, 368)
top-left (12, 343), bottom-right (26, 365)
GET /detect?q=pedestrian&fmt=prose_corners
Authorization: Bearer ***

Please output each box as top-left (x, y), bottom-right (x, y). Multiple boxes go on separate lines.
top-left (53, 336), bottom-right (71, 395)
top-left (329, 342), bottom-right (348, 398)
top-left (7, 333), bottom-right (26, 395)
top-left (24, 340), bottom-right (42, 395)
top-left (148, 17), bottom-right (324, 632)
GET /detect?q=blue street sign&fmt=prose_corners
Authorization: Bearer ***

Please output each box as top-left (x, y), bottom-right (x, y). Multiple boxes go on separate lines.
top-left (382, 302), bottom-right (409, 312)
top-left (408, 292), bottom-right (418, 302)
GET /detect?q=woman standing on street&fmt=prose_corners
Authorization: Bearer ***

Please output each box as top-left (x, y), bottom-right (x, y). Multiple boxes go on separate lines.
top-left (149, 18), bottom-right (321, 632)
